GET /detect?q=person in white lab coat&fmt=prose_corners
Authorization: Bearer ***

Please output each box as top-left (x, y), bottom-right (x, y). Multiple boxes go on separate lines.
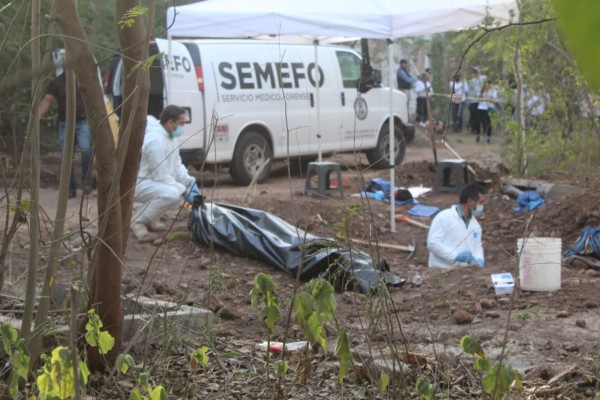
top-left (427, 182), bottom-right (487, 269)
top-left (131, 105), bottom-right (199, 241)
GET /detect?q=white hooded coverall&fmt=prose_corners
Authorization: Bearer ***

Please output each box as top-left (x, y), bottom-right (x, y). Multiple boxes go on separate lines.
top-left (427, 205), bottom-right (484, 268)
top-left (133, 116), bottom-right (194, 225)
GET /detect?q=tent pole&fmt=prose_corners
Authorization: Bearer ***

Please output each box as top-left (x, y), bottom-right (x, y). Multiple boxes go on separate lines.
top-left (167, 36), bottom-right (173, 104)
top-left (388, 39), bottom-right (396, 233)
top-left (314, 40), bottom-right (322, 162)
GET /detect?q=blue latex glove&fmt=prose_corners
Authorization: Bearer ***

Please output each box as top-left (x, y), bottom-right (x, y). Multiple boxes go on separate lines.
top-left (455, 250), bottom-right (475, 264)
top-left (363, 191), bottom-right (385, 201)
top-left (184, 180), bottom-right (200, 203)
top-left (373, 190), bottom-right (385, 201)
top-left (475, 258), bottom-right (484, 268)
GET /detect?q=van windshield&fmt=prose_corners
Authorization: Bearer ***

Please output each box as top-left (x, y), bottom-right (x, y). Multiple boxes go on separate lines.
top-left (335, 51), bottom-right (361, 90)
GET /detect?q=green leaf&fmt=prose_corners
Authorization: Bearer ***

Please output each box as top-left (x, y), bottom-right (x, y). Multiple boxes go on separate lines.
top-left (118, 6), bottom-right (148, 29)
top-left (554, 1), bottom-right (600, 90)
top-left (191, 346), bottom-right (210, 368)
top-left (260, 303), bottom-right (280, 334)
top-left (129, 388), bottom-right (146, 400)
top-left (482, 365), bottom-right (517, 398)
top-left (415, 376), bottom-right (433, 399)
top-left (12, 350), bottom-right (30, 379)
top-left (293, 293), bottom-right (314, 320)
top-left (85, 309), bottom-right (115, 354)
top-left (0, 324), bottom-right (17, 355)
top-left (138, 371), bottom-right (151, 391)
top-left (9, 371), bottom-right (18, 400)
top-left (335, 328), bottom-right (352, 382)
top-left (305, 313), bottom-right (327, 350)
top-left (379, 372), bottom-right (390, 393)
top-left (116, 353), bottom-right (135, 375)
top-left (97, 331), bottom-right (115, 355)
top-left (335, 328), bottom-right (351, 382)
top-left (306, 278), bottom-right (336, 322)
top-left (150, 385), bottom-right (168, 400)
top-left (474, 355), bottom-right (491, 372)
top-left (274, 360), bottom-right (289, 378)
top-left (255, 273), bottom-right (276, 295)
top-left (460, 335), bottom-right (483, 356)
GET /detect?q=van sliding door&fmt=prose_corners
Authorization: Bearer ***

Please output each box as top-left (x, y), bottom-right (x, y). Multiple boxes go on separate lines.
top-left (335, 51), bottom-right (379, 152)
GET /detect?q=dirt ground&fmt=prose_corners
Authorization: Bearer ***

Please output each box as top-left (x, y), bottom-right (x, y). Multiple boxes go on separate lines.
top-left (6, 129), bottom-right (600, 398)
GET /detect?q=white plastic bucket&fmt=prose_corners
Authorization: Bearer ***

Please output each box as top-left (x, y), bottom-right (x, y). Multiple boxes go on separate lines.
top-left (517, 237), bottom-right (562, 291)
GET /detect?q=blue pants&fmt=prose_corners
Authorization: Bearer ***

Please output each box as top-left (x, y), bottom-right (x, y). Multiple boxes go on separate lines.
top-left (58, 120), bottom-right (91, 194)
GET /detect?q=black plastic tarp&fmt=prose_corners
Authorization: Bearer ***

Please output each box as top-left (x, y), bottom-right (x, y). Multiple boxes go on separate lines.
top-left (188, 198), bottom-right (405, 293)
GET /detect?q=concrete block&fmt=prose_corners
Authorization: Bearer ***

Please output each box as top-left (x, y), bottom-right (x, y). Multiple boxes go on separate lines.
top-left (123, 305), bottom-right (212, 345)
top-left (122, 294), bottom-right (182, 315)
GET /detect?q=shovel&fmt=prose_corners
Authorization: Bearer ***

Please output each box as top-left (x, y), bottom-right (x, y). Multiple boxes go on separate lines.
top-left (394, 214), bottom-right (430, 229)
top-left (350, 238), bottom-right (416, 259)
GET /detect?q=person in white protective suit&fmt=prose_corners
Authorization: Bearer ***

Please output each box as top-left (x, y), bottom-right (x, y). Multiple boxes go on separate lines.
top-left (426, 182), bottom-right (487, 269)
top-left (131, 105), bottom-right (199, 242)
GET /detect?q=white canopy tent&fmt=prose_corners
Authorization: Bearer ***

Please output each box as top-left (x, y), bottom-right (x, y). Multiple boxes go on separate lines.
top-left (166, 0), bottom-right (517, 231)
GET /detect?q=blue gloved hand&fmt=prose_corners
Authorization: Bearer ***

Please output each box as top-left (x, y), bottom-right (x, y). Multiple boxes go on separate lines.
top-left (475, 258), bottom-right (484, 268)
top-left (184, 180), bottom-right (200, 203)
top-left (455, 250), bottom-right (475, 264)
top-left (373, 190), bottom-right (385, 201)
top-left (363, 191), bottom-right (385, 201)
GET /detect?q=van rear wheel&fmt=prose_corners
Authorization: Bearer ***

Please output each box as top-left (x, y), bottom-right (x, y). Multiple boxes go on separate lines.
top-left (230, 131), bottom-right (272, 185)
top-left (366, 121), bottom-right (406, 169)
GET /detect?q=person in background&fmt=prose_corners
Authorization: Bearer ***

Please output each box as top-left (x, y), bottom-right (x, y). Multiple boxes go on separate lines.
top-left (427, 182), bottom-right (487, 269)
top-left (477, 80), bottom-right (497, 143)
top-left (425, 67), bottom-right (433, 82)
top-left (38, 71), bottom-right (93, 199)
top-left (526, 83), bottom-right (549, 130)
top-left (467, 66), bottom-right (486, 135)
top-left (131, 105), bottom-right (200, 242)
top-left (397, 59), bottom-right (416, 114)
top-left (414, 72), bottom-right (433, 126)
top-left (449, 72), bottom-right (469, 132)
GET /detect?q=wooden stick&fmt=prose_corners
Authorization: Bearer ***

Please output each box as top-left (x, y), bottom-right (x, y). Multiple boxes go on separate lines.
top-left (349, 238), bottom-right (414, 252)
top-left (440, 139), bottom-right (477, 177)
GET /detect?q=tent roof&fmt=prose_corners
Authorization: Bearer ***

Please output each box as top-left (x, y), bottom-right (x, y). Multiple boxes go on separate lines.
top-left (167, 0), bottom-right (518, 40)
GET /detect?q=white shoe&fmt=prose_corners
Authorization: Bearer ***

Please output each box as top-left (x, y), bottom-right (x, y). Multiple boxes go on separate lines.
top-left (147, 220), bottom-right (167, 232)
top-left (131, 221), bottom-right (151, 241)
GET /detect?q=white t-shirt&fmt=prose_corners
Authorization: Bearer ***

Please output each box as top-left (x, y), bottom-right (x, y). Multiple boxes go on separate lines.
top-left (477, 88), bottom-right (498, 111)
top-left (414, 80), bottom-right (433, 98)
top-left (449, 81), bottom-right (469, 103)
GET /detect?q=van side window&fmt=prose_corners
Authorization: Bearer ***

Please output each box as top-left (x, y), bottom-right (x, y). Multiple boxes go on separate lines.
top-left (148, 43), bottom-right (165, 119)
top-left (335, 51), bottom-right (361, 89)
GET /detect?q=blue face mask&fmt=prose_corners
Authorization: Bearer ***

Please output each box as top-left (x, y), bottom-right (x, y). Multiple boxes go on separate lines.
top-left (472, 204), bottom-right (484, 217)
top-left (172, 125), bottom-right (185, 138)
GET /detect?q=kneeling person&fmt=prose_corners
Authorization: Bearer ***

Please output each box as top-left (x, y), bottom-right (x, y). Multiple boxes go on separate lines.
top-left (132, 105), bottom-right (199, 241)
top-left (427, 182), bottom-right (486, 269)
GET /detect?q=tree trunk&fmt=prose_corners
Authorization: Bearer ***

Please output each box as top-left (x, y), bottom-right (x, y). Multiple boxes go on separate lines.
top-left (116, 0), bottom-right (151, 252)
top-left (52, 0), bottom-right (125, 370)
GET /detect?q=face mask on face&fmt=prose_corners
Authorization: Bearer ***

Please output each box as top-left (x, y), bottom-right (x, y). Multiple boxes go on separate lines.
top-left (472, 204), bottom-right (484, 217)
top-left (172, 125), bottom-right (185, 138)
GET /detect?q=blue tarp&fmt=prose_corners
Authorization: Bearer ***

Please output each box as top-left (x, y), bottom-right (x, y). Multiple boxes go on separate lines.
top-left (513, 190), bottom-right (547, 212)
top-left (563, 226), bottom-right (600, 259)
top-left (364, 178), bottom-right (418, 205)
top-left (408, 204), bottom-right (439, 217)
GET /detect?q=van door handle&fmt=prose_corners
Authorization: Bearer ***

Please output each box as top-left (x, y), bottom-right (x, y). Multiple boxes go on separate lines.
top-left (310, 93), bottom-right (314, 107)
top-left (341, 92), bottom-right (345, 106)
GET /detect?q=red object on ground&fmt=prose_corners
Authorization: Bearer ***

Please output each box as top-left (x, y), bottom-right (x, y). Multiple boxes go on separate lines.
top-left (330, 178), bottom-right (351, 188)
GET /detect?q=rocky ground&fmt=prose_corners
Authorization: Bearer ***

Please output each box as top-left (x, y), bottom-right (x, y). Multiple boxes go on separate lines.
top-left (3, 129), bottom-right (600, 398)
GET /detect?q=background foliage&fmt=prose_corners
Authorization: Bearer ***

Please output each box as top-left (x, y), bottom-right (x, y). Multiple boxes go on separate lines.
top-left (0, 0), bottom-right (598, 178)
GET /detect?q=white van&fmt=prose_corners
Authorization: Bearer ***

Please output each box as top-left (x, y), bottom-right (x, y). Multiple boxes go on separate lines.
top-left (106, 38), bottom-right (414, 185)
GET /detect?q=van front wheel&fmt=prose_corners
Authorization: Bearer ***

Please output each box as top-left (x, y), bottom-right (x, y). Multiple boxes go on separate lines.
top-left (230, 132), bottom-right (272, 186)
top-left (366, 122), bottom-right (406, 169)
